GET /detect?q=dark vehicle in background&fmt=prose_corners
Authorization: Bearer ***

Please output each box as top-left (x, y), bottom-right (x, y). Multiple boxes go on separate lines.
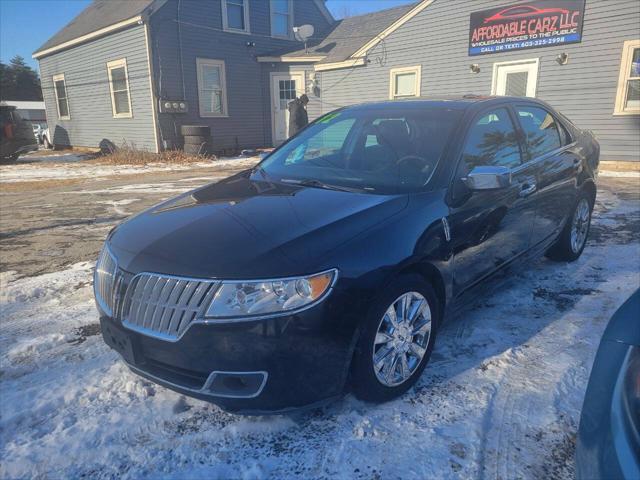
top-left (0, 103), bottom-right (38, 161)
top-left (96, 96), bottom-right (599, 413)
top-left (576, 290), bottom-right (640, 480)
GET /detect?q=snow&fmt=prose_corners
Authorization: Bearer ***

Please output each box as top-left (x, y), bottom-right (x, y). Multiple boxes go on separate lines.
top-left (599, 170), bottom-right (640, 178)
top-left (0, 156), bottom-right (260, 183)
top-left (0, 188), bottom-right (638, 479)
top-left (20, 151), bottom-right (91, 163)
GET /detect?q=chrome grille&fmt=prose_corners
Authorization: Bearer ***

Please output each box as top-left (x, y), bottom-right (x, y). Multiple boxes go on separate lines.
top-left (94, 245), bottom-right (119, 316)
top-left (122, 273), bottom-right (219, 340)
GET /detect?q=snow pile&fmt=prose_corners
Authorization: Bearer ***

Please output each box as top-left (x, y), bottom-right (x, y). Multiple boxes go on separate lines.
top-left (19, 151), bottom-right (92, 163)
top-left (0, 156), bottom-right (259, 183)
top-left (599, 170), bottom-right (640, 178)
top-left (0, 189), bottom-right (638, 479)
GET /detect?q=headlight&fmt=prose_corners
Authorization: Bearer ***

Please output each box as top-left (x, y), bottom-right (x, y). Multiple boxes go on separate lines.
top-left (205, 269), bottom-right (337, 319)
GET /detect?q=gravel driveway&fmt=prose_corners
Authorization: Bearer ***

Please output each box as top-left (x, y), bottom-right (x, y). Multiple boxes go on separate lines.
top-left (0, 158), bottom-right (256, 277)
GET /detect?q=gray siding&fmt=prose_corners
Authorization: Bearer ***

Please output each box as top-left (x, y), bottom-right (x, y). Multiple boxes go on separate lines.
top-left (150, 0), bottom-right (332, 151)
top-left (318, 0), bottom-right (640, 161)
top-left (38, 25), bottom-right (157, 151)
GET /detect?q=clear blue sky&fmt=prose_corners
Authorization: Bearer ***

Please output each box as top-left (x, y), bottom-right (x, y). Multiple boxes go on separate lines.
top-left (0, 0), bottom-right (414, 70)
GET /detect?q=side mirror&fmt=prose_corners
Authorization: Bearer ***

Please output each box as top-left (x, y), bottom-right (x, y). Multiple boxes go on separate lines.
top-left (462, 166), bottom-right (512, 190)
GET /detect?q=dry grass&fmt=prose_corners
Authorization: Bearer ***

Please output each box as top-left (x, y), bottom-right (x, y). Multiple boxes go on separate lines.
top-left (90, 147), bottom-right (214, 166)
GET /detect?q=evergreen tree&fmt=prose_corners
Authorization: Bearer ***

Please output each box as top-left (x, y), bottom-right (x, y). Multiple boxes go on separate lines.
top-left (0, 56), bottom-right (43, 101)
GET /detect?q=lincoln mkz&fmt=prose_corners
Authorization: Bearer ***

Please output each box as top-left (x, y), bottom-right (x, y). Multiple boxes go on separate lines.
top-left (96, 96), bottom-right (599, 413)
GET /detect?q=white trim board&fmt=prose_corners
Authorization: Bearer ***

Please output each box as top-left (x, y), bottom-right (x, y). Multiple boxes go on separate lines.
top-left (614, 39), bottom-right (640, 116)
top-left (257, 56), bottom-right (326, 63)
top-left (314, 57), bottom-right (366, 72)
top-left (144, 23), bottom-right (160, 153)
top-left (33, 16), bottom-right (144, 59)
top-left (32, 0), bottom-right (170, 59)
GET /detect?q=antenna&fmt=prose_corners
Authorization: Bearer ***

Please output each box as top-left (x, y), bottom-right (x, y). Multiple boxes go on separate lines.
top-left (293, 24), bottom-right (314, 54)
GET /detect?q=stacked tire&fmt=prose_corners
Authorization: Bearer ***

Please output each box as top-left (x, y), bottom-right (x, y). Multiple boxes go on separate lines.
top-left (181, 125), bottom-right (212, 156)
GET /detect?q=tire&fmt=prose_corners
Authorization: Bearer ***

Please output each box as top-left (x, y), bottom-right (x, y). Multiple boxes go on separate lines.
top-left (180, 125), bottom-right (210, 136)
top-left (545, 190), bottom-right (593, 262)
top-left (183, 135), bottom-right (210, 145)
top-left (351, 274), bottom-right (439, 403)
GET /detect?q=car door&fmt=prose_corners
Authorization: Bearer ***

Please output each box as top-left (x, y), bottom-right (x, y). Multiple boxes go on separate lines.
top-left (514, 104), bottom-right (578, 247)
top-left (447, 106), bottom-right (538, 294)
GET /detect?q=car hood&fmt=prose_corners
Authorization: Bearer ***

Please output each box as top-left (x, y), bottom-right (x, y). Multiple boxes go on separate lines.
top-left (109, 171), bottom-right (408, 278)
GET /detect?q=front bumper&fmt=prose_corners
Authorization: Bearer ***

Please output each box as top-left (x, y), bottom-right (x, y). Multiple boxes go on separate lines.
top-left (99, 290), bottom-right (358, 413)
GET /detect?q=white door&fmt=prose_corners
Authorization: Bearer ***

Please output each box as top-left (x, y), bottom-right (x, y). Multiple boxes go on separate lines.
top-left (492, 59), bottom-right (539, 97)
top-left (271, 72), bottom-right (305, 144)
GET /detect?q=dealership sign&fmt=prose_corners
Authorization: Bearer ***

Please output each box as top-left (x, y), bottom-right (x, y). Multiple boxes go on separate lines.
top-left (469, 0), bottom-right (586, 56)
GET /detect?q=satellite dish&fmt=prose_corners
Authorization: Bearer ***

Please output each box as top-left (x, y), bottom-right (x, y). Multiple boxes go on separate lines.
top-left (293, 24), bottom-right (314, 43)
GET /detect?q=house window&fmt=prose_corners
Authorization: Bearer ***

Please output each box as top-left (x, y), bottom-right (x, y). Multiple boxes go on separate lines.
top-left (614, 40), bottom-right (640, 115)
top-left (271, 0), bottom-right (293, 38)
top-left (222, 0), bottom-right (250, 33)
top-left (107, 59), bottom-right (132, 118)
top-left (52, 74), bottom-right (70, 120)
top-left (197, 58), bottom-right (228, 117)
top-left (389, 66), bottom-right (421, 99)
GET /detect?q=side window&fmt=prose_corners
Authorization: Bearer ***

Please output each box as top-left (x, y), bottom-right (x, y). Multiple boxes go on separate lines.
top-left (460, 108), bottom-right (522, 174)
top-left (52, 74), bottom-right (70, 120)
top-left (516, 106), bottom-right (562, 160)
top-left (196, 58), bottom-right (228, 117)
top-left (107, 59), bottom-right (133, 118)
top-left (222, 0), bottom-right (250, 33)
top-left (271, 0), bottom-right (293, 38)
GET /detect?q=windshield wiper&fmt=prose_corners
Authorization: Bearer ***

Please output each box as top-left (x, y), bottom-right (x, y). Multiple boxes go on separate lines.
top-left (280, 178), bottom-right (367, 193)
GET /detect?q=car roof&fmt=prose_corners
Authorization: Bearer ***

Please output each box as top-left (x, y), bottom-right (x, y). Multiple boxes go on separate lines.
top-left (337, 95), bottom-right (545, 113)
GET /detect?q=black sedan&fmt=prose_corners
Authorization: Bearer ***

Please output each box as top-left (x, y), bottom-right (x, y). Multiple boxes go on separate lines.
top-left (96, 96), bottom-right (599, 413)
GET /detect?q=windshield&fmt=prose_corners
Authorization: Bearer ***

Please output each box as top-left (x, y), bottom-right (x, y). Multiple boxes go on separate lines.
top-left (256, 106), bottom-right (462, 194)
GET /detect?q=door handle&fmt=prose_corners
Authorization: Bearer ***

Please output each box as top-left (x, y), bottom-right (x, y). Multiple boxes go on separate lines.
top-left (519, 182), bottom-right (537, 198)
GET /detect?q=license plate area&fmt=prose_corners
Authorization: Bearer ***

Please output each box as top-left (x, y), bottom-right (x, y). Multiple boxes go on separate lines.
top-left (101, 318), bottom-right (137, 364)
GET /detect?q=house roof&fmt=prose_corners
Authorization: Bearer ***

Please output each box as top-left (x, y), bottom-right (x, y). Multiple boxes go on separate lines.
top-left (262, 2), bottom-right (418, 65)
top-left (33, 0), bottom-right (334, 60)
top-left (33, 0), bottom-right (159, 58)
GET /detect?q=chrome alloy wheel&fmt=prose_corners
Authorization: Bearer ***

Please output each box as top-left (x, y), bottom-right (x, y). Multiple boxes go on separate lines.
top-left (570, 198), bottom-right (591, 254)
top-left (372, 291), bottom-right (432, 387)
